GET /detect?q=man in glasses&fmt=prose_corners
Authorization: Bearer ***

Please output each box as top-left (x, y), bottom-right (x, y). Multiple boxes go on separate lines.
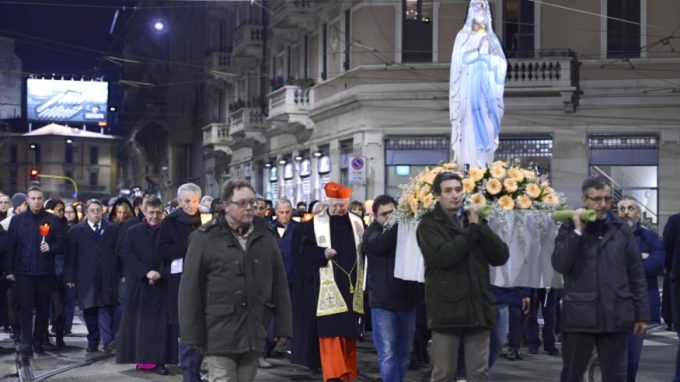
top-left (179, 180), bottom-right (291, 382)
top-left (553, 176), bottom-right (649, 382)
top-left (65, 199), bottom-right (120, 353)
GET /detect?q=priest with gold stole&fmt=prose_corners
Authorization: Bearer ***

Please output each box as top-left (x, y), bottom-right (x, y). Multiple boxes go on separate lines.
top-left (301, 182), bottom-right (365, 382)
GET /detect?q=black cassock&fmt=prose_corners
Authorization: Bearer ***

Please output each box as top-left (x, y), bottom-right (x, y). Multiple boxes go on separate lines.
top-left (116, 223), bottom-right (178, 365)
top-left (301, 214), bottom-right (361, 340)
top-left (290, 220), bottom-right (321, 369)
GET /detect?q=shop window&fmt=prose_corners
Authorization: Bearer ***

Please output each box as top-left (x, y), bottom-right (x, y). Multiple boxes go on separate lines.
top-left (402, 0), bottom-right (433, 63)
top-left (607, 0), bottom-right (641, 58)
top-left (588, 134), bottom-right (658, 229)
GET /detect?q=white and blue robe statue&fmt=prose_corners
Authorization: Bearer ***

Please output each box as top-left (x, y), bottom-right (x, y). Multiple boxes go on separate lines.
top-left (450, 0), bottom-right (507, 169)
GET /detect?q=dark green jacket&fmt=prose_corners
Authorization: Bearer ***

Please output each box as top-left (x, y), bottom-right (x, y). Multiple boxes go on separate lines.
top-left (416, 203), bottom-right (509, 331)
top-left (178, 216), bottom-right (292, 355)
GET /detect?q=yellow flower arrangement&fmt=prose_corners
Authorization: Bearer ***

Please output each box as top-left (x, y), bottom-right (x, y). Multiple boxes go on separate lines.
top-left (490, 165), bottom-right (506, 179)
top-left (498, 195), bottom-right (515, 210)
top-left (507, 167), bottom-right (525, 182)
top-left (503, 178), bottom-right (518, 193)
top-left (396, 160), bottom-right (564, 219)
top-left (468, 167), bottom-right (486, 182)
top-left (397, 163), bottom-right (463, 219)
top-left (516, 194), bottom-right (533, 209)
top-left (525, 183), bottom-right (541, 199)
top-left (461, 160), bottom-right (564, 211)
top-left (486, 179), bottom-right (503, 195)
top-left (470, 193), bottom-right (487, 206)
top-left (462, 178), bottom-right (476, 193)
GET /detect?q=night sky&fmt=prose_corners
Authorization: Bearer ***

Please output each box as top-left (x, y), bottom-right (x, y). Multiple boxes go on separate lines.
top-left (0, 0), bottom-right (130, 79)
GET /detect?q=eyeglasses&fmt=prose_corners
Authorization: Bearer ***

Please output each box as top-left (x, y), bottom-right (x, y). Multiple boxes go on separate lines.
top-left (585, 196), bottom-right (612, 204)
top-left (229, 199), bottom-right (258, 208)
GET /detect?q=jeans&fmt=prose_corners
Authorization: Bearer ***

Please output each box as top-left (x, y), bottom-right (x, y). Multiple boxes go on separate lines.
top-left (371, 308), bottom-right (417, 382)
top-left (627, 332), bottom-right (644, 382)
top-left (180, 340), bottom-right (204, 382)
top-left (489, 304), bottom-right (508, 368)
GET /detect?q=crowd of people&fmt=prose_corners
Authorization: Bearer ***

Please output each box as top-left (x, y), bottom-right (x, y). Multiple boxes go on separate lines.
top-left (0, 172), bottom-right (676, 382)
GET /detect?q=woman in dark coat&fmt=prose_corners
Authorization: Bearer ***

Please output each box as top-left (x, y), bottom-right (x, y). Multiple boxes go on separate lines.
top-left (116, 198), bottom-right (177, 374)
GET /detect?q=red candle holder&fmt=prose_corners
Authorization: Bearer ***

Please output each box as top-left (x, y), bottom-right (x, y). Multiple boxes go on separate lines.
top-left (39, 223), bottom-right (51, 244)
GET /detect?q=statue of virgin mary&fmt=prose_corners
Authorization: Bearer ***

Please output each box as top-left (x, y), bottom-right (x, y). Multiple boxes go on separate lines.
top-left (450, 0), bottom-right (507, 169)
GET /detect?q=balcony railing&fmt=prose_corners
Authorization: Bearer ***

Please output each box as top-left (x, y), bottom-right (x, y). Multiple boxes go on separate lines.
top-left (505, 52), bottom-right (580, 111)
top-left (506, 57), bottom-right (577, 89)
top-left (233, 24), bottom-right (263, 58)
top-left (268, 85), bottom-right (313, 118)
top-left (206, 50), bottom-right (232, 72)
top-left (202, 123), bottom-right (233, 147)
top-left (229, 107), bottom-right (265, 137)
top-left (270, 0), bottom-right (316, 32)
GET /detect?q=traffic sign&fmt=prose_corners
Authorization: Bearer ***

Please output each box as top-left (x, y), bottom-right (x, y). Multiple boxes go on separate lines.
top-left (348, 156), bottom-right (367, 185)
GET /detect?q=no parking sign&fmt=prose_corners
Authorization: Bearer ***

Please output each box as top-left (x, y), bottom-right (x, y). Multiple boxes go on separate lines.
top-left (348, 156), bottom-right (367, 185)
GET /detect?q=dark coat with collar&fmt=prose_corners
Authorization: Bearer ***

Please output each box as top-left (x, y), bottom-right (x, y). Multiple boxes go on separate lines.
top-left (362, 221), bottom-right (422, 311)
top-left (5, 209), bottom-right (66, 276)
top-left (632, 222), bottom-right (664, 323)
top-left (157, 209), bottom-right (202, 325)
top-left (178, 216), bottom-right (292, 355)
top-left (416, 203), bottom-right (509, 331)
top-left (64, 220), bottom-right (120, 309)
top-left (663, 213), bottom-right (680, 325)
top-left (270, 219), bottom-right (300, 288)
top-left (552, 215), bottom-right (649, 333)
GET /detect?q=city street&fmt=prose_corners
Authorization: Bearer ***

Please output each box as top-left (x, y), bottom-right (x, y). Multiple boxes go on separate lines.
top-left (0, 317), bottom-right (676, 381)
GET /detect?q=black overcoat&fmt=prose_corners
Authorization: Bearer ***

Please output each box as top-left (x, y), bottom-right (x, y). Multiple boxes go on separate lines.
top-left (157, 209), bottom-right (201, 325)
top-left (116, 223), bottom-right (178, 364)
top-left (290, 220), bottom-right (321, 368)
top-left (64, 220), bottom-right (120, 309)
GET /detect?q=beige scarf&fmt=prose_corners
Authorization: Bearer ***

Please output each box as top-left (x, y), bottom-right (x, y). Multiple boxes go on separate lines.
top-left (314, 210), bottom-right (365, 316)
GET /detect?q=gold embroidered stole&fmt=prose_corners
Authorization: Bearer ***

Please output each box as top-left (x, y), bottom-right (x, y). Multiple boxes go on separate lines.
top-left (314, 211), bottom-right (365, 316)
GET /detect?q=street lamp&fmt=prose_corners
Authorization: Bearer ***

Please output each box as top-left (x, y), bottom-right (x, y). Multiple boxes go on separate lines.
top-left (151, 19), bottom-right (168, 34)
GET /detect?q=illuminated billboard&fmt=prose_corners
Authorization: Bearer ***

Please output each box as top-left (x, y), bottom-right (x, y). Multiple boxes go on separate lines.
top-left (26, 78), bottom-right (108, 123)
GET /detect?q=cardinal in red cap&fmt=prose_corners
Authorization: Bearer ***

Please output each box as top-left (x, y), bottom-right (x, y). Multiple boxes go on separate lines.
top-left (324, 182), bottom-right (352, 217)
top-left (300, 181), bottom-right (365, 382)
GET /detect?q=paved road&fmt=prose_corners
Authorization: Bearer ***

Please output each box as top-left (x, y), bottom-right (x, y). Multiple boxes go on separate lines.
top-left (0, 318), bottom-right (676, 381)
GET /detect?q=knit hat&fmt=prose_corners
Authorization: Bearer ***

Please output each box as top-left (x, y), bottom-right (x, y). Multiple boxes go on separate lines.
top-left (11, 193), bottom-right (27, 209)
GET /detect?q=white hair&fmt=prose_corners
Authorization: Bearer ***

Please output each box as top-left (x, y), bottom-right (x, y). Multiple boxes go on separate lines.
top-left (275, 198), bottom-right (293, 210)
top-left (177, 183), bottom-right (202, 199)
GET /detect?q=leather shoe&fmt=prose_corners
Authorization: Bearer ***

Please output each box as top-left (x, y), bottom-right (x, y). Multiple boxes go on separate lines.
top-left (56, 338), bottom-right (66, 348)
top-left (545, 347), bottom-right (560, 356)
top-left (86, 345), bottom-right (98, 353)
top-left (154, 365), bottom-right (170, 375)
top-left (104, 341), bottom-right (117, 353)
top-left (502, 348), bottom-right (522, 361)
top-left (528, 346), bottom-right (538, 354)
